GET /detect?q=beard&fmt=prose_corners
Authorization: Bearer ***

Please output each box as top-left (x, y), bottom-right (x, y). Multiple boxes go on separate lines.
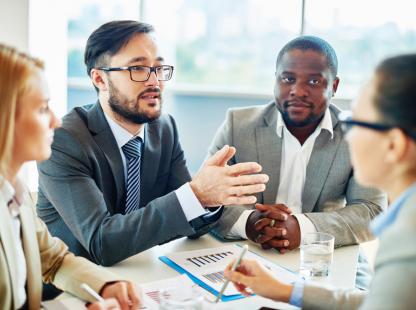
top-left (108, 79), bottom-right (162, 125)
top-left (278, 100), bottom-right (323, 128)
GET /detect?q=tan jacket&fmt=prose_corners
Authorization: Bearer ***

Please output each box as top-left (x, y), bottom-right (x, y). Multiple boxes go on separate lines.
top-left (0, 190), bottom-right (121, 310)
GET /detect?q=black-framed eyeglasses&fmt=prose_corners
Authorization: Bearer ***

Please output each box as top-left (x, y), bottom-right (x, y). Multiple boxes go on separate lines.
top-left (97, 65), bottom-right (174, 82)
top-left (338, 111), bottom-right (416, 140)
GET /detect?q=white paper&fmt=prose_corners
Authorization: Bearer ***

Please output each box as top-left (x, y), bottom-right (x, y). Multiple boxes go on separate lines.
top-left (43, 276), bottom-right (207, 310)
top-left (164, 244), bottom-right (299, 296)
top-left (42, 297), bottom-right (86, 309)
top-left (139, 274), bottom-right (212, 309)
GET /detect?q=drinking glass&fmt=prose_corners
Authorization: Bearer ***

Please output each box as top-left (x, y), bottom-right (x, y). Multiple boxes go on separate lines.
top-left (300, 232), bottom-right (334, 278)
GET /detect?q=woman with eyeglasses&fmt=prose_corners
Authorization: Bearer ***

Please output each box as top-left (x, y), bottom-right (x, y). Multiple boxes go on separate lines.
top-left (224, 54), bottom-right (416, 309)
top-left (0, 44), bottom-right (142, 310)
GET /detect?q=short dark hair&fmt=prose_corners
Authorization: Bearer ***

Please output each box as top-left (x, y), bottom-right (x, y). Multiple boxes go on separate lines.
top-left (276, 36), bottom-right (338, 78)
top-left (84, 20), bottom-right (154, 79)
top-left (374, 54), bottom-right (416, 138)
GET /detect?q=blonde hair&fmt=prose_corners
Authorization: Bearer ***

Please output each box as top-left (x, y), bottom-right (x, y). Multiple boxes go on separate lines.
top-left (0, 44), bottom-right (44, 177)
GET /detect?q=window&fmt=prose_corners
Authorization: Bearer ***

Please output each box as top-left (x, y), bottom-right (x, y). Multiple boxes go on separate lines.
top-left (64, 0), bottom-right (416, 173)
top-left (68, 0), bottom-right (140, 80)
top-left (67, 0), bottom-right (416, 101)
top-left (144, 0), bottom-right (301, 93)
top-left (304, 0), bottom-right (416, 98)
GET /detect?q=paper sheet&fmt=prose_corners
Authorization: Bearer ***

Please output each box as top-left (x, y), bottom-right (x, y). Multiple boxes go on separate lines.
top-left (164, 244), bottom-right (299, 297)
top-left (140, 274), bottom-right (212, 309)
top-left (43, 276), bottom-right (206, 310)
top-left (42, 297), bottom-right (86, 309)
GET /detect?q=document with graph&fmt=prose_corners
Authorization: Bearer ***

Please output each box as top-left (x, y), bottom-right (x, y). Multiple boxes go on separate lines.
top-left (139, 274), bottom-right (212, 309)
top-left (159, 244), bottom-right (299, 301)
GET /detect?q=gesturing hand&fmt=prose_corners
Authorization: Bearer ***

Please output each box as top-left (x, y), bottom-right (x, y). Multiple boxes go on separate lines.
top-left (190, 145), bottom-right (269, 206)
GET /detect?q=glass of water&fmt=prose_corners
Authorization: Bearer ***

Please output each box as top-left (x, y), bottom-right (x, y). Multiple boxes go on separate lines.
top-left (300, 232), bottom-right (334, 278)
top-left (159, 286), bottom-right (204, 310)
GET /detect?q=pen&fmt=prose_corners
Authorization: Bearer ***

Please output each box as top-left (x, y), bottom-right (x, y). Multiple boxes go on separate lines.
top-left (215, 244), bottom-right (249, 303)
top-left (80, 283), bottom-right (105, 302)
top-left (81, 283), bottom-right (147, 309)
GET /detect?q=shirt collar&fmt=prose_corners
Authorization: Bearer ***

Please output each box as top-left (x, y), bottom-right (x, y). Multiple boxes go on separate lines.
top-left (0, 176), bottom-right (27, 215)
top-left (0, 176), bottom-right (15, 204)
top-left (276, 107), bottom-right (334, 139)
top-left (104, 112), bottom-right (145, 149)
top-left (371, 182), bottom-right (416, 237)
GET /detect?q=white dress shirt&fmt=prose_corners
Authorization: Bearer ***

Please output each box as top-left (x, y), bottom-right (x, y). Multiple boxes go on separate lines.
top-left (104, 113), bottom-right (207, 221)
top-left (230, 108), bottom-right (334, 240)
top-left (0, 177), bottom-right (28, 308)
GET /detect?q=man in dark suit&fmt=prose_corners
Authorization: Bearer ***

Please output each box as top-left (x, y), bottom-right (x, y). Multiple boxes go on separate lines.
top-left (36, 20), bottom-right (269, 267)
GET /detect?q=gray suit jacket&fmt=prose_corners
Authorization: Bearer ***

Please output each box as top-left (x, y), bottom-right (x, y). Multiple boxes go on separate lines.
top-left (302, 188), bottom-right (416, 309)
top-left (37, 103), bottom-right (219, 266)
top-left (208, 102), bottom-right (387, 246)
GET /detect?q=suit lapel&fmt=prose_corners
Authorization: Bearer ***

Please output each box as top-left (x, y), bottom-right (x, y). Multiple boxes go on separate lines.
top-left (87, 103), bottom-right (125, 211)
top-left (302, 106), bottom-right (342, 212)
top-left (140, 121), bottom-right (161, 206)
top-left (256, 104), bottom-right (282, 204)
top-left (0, 196), bottom-right (20, 307)
top-left (19, 204), bottom-right (42, 308)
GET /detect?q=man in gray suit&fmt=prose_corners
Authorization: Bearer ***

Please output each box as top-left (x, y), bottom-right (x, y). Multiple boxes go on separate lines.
top-left (36, 20), bottom-right (269, 267)
top-left (224, 53), bottom-right (416, 309)
top-left (208, 36), bottom-right (386, 260)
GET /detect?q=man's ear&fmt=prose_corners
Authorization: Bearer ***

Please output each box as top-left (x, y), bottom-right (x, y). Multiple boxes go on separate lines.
top-left (331, 77), bottom-right (340, 97)
top-left (90, 68), bottom-right (108, 92)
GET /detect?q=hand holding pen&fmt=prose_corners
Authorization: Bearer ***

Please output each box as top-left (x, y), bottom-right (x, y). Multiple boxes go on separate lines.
top-left (215, 245), bottom-right (249, 302)
top-left (81, 283), bottom-right (120, 310)
top-left (223, 258), bottom-right (294, 303)
top-left (81, 282), bottom-right (143, 310)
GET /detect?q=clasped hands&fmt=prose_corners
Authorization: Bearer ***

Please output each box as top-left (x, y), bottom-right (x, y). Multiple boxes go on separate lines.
top-left (246, 204), bottom-right (301, 253)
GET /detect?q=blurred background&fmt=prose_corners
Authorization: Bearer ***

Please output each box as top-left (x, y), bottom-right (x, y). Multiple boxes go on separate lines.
top-left (1, 0), bottom-right (416, 186)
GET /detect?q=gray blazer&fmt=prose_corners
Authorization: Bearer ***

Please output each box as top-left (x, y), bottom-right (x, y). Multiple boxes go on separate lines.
top-left (208, 102), bottom-right (387, 246)
top-left (37, 103), bottom-right (219, 266)
top-left (303, 189), bottom-right (416, 309)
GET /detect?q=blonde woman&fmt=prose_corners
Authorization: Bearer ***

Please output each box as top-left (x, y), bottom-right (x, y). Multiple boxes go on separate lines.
top-left (225, 54), bottom-right (416, 309)
top-left (0, 44), bottom-right (141, 310)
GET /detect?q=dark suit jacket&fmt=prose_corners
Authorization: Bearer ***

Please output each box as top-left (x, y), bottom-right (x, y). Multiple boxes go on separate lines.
top-left (37, 102), bottom-right (219, 266)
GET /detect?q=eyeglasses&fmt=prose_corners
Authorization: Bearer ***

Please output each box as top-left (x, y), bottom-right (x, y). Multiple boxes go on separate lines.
top-left (338, 111), bottom-right (416, 140)
top-left (97, 65), bottom-right (174, 82)
top-left (338, 112), bottom-right (393, 134)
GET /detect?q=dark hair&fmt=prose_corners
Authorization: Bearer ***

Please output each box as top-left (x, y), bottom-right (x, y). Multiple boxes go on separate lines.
top-left (84, 20), bottom-right (154, 84)
top-left (374, 54), bottom-right (416, 138)
top-left (276, 35), bottom-right (338, 78)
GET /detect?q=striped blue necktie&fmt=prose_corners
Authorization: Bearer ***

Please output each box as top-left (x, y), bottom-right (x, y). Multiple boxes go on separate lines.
top-left (122, 137), bottom-right (142, 214)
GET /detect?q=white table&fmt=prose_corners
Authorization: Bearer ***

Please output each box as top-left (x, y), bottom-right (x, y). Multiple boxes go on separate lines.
top-left (95, 235), bottom-right (359, 309)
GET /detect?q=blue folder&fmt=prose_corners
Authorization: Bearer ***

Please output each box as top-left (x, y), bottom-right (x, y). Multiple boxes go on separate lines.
top-left (159, 256), bottom-right (245, 302)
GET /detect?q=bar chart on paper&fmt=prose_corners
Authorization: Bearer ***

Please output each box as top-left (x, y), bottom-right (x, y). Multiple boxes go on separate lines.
top-left (202, 271), bottom-right (226, 284)
top-left (160, 244), bottom-right (299, 299)
top-left (139, 275), bottom-right (210, 309)
top-left (185, 251), bottom-right (231, 285)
